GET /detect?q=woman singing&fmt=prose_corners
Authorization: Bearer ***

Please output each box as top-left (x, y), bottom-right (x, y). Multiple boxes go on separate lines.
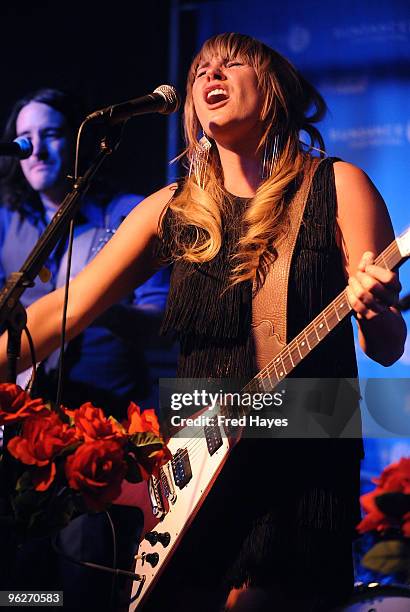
top-left (0, 33), bottom-right (406, 611)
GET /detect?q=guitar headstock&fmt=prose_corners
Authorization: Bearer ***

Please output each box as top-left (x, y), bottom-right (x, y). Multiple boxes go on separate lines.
top-left (396, 227), bottom-right (410, 259)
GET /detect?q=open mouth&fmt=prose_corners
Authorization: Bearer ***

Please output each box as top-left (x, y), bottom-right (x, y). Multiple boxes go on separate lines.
top-left (205, 88), bottom-right (229, 104)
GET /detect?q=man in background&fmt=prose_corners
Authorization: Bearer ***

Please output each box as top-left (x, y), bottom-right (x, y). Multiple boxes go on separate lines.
top-left (0, 87), bottom-right (171, 415)
top-left (0, 88), bottom-right (172, 610)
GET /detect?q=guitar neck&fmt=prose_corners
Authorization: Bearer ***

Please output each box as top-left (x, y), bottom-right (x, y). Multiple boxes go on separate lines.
top-left (243, 236), bottom-right (407, 398)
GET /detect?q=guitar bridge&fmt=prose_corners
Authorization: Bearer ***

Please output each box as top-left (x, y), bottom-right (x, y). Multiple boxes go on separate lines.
top-left (148, 475), bottom-right (166, 519)
top-left (160, 463), bottom-right (177, 504)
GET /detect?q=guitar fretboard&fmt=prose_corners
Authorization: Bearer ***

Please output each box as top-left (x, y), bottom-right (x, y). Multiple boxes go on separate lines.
top-left (242, 237), bottom-right (404, 398)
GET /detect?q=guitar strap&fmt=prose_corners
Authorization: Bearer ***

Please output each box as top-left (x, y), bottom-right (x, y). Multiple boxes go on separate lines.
top-left (251, 155), bottom-right (324, 371)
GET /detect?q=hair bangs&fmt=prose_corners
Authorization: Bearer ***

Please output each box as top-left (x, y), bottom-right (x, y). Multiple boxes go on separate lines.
top-left (189, 33), bottom-right (265, 85)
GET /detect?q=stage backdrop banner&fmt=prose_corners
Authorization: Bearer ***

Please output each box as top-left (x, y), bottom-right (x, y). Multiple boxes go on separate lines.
top-left (175, 0), bottom-right (410, 505)
top-left (183, 0), bottom-right (410, 377)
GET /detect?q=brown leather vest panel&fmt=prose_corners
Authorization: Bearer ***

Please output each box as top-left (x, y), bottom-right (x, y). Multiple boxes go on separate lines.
top-left (251, 157), bottom-right (324, 371)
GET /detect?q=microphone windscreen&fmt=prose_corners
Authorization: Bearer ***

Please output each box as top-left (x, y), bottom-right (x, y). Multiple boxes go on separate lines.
top-left (14, 136), bottom-right (33, 159)
top-left (153, 85), bottom-right (181, 114)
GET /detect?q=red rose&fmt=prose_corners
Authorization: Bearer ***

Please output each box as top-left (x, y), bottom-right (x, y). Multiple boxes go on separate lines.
top-left (0, 383), bottom-right (49, 425)
top-left (7, 413), bottom-right (77, 491)
top-left (375, 458), bottom-right (410, 494)
top-left (357, 488), bottom-right (392, 534)
top-left (126, 403), bottom-right (160, 437)
top-left (8, 413), bottom-right (77, 466)
top-left (74, 402), bottom-right (125, 442)
top-left (357, 457), bottom-right (410, 535)
top-left (65, 440), bottom-right (127, 511)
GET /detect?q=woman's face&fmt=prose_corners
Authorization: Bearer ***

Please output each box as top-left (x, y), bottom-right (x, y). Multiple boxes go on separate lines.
top-left (191, 54), bottom-right (264, 147)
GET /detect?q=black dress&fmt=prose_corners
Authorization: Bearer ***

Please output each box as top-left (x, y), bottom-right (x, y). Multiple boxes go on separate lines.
top-left (144, 158), bottom-right (363, 611)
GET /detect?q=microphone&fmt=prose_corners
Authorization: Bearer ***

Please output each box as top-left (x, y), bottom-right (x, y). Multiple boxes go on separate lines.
top-left (0, 137), bottom-right (33, 159)
top-left (85, 85), bottom-right (180, 125)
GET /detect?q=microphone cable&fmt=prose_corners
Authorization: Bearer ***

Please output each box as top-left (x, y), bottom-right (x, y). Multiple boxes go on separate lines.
top-left (54, 117), bottom-right (88, 409)
top-left (54, 115), bottom-right (125, 409)
top-left (50, 510), bottom-right (145, 609)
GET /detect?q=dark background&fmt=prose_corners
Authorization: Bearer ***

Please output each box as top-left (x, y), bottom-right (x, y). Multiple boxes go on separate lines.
top-left (1, 0), bottom-right (409, 592)
top-left (0, 0), bottom-right (176, 196)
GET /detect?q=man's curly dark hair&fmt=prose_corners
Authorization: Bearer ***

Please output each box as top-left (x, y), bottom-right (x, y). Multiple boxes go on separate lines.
top-left (0, 88), bottom-right (85, 210)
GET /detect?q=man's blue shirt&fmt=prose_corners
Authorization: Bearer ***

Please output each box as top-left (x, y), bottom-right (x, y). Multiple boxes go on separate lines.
top-left (0, 194), bottom-right (170, 414)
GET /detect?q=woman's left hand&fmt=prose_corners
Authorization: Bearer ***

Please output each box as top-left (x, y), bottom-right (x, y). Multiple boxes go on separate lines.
top-left (346, 251), bottom-right (402, 320)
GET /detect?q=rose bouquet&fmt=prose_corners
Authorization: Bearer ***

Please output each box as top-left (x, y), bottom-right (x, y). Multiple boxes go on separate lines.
top-left (357, 457), bottom-right (410, 581)
top-left (0, 383), bottom-right (170, 540)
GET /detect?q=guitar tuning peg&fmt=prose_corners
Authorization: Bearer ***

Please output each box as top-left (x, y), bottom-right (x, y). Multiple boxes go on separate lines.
top-left (144, 531), bottom-right (159, 546)
top-left (144, 553), bottom-right (159, 568)
top-left (144, 531), bottom-right (171, 548)
top-left (157, 532), bottom-right (171, 548)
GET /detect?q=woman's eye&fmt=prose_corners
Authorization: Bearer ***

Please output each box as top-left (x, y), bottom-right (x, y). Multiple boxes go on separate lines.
top-left (227, 61), bottom-right (242, 68)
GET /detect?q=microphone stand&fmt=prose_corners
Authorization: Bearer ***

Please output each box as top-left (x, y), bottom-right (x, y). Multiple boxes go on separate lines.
top-left (0, 124), bottom-right (124, 586)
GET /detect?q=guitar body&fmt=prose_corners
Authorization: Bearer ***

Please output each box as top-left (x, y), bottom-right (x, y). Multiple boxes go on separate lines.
top-left (119, 410), bottom-right (232, 609)
top-left (122, 230), bottom-right (410, 610)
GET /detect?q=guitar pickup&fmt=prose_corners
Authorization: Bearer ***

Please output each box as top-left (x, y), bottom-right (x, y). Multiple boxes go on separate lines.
top-left (204, 418), bottom-right (223, 455)
top-left (172, 448), bottom-right (192, 489)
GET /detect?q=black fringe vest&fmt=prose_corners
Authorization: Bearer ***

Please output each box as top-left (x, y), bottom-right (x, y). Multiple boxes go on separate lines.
top-left (158, 157), bottom-right (363, 554)
top-left (160, 157), bottom-right (357, 381)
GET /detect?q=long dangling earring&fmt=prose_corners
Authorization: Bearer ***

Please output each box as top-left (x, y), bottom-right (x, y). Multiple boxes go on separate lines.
top-left (189, 132), bottom-right (212, 189)
top-left (261, 133), bottom-right (281, 180)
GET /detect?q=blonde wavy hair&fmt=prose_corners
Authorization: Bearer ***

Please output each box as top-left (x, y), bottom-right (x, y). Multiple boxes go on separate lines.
top-left (165, 33), bottom-right (327, 289)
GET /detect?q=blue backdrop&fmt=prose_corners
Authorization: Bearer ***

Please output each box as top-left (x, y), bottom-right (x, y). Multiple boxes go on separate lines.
top-left (172, 0), bottom-right (410, 564)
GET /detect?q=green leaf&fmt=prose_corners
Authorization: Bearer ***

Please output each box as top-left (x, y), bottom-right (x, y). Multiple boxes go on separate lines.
top-left (64, 410), bottom-right (76, 427)
top-left (12, 485), bottom-right (76, 541)
top-left (108, 415), bottom-right (126, 434)
top-left (15, 471), bottom-right (35, 494)
top-left (55, 439), bottom-right (82, 459)
top-left (13, 484), bottom-right (50, 517)
top-left (50, 402), bottom-right (71, 424)
top-left (361, 540), bottom-right (410, 575)
top-left (124, 453), bottom-right (143, 483)
top-left (129, 431), bottom-right (162, 448)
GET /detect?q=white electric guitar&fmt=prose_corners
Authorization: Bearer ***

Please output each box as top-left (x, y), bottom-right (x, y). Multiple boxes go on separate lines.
top-left (125, 229), bottom-right (410, 610)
